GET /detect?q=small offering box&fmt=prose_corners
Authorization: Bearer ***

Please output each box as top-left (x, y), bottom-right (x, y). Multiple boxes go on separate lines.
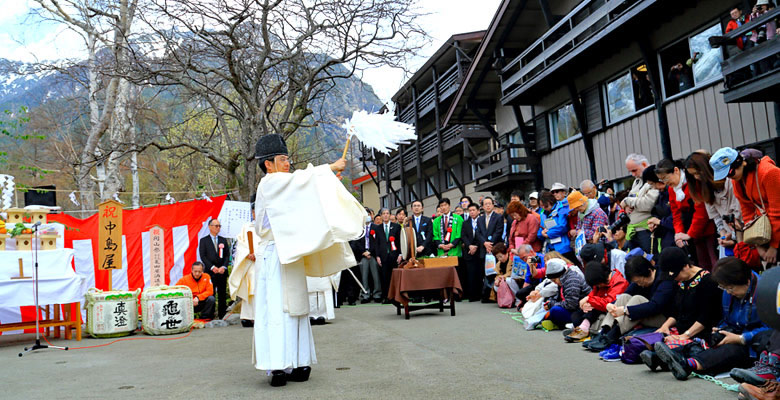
top-left (15, 234), bottom-right (33, 251)
top-left (419, 256), bottom-right (459, 268)
top-left (40, 234), bottom-right (59, 250)
top-left (5, 208), bottom-right (49, 225)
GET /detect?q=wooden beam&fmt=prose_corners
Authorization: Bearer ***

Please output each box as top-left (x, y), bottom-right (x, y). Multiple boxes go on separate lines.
top-left (538, 0), bottom-right (556, 27)
top-left (432, 66), bottom-right (445, 196)
top-left (470, 106), bottom-right (500, 142)
top-left (457, 0), bottom-right (529, 122)
top-left (637, 36), bottom-right (673, 159)
top-left (511, 105), bottom-right (544, 190)
top-left (411, 87), bottom-right (424, 198)
top-left (566, 81), bottom-right (597, 181)
top-left (447, 165), bottom-right (466, 194)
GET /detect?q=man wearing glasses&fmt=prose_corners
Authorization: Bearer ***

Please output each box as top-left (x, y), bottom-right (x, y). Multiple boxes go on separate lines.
top-left (199, 218), bottom-right (231, 319)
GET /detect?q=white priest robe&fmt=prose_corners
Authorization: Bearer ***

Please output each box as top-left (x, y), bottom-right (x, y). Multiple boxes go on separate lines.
top-left (252, 164), bottom-right (366, 371)
top-left (307, 273), bottom-right (341, 320)
top-left (228, 222), bottom-right (260, 320)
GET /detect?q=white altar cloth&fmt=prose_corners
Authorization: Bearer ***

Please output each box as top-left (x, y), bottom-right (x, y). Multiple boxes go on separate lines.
top-left (0, 249), bottom-right (86, 307)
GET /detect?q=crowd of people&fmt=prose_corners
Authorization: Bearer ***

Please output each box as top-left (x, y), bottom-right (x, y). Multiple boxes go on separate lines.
top-left (341, 147), bottom-right (780, 399)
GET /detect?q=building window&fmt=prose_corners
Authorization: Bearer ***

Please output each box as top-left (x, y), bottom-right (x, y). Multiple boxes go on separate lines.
top-left (425, 179), bottom-right (435, 197)
top-left (659, 22), bottom-right (723, 99)
top-left (604, 64), bottom-right (655, 124)
top-left (380, 195), bottom-right (389, 209)
top-left (445, 171), bottom-right (456, 189)
top-left (549, 103), bottom-right (581, 146)
top-left (470, 163), bottom-right (478, 181)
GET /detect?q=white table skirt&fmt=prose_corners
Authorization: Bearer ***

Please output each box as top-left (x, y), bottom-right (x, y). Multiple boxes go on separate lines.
top-left (0, 249), bottom-right (75, 280)
top-left (0, 249), bottom-right (86, 307)
top-left (0, 276), bottom-right (86, 308)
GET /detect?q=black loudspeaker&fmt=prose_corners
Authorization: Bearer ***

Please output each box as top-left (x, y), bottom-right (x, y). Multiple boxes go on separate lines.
top-left (24, 185), bottom-right (57, 207)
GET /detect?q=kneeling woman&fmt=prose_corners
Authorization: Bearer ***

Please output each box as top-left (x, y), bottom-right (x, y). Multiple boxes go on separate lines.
top-left (593, 256), bottom-right (675, 350)
top-left (641, 247), bottom-right (723, 372)
top-left (655, 256), bottom-right (769, 380)
top-left (542, 259), bottom-right (592, 329)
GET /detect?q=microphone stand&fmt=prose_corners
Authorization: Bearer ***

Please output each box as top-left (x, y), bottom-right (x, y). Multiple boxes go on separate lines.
top-left (20, 222), bottom-right (67, 356)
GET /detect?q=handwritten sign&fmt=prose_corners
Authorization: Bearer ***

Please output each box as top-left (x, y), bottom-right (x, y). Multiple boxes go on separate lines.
top-left (98, 200), bottom-right (123, 270)
top-left (149, 225), bottom-right (165, 286)
top-left (217, 201), bottom-right (252, 239)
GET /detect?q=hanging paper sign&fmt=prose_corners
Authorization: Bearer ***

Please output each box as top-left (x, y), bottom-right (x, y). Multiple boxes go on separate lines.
top-left (98, 200), bottom-right (123, 270)
top-left (216, 201), bottom-right (252, 239)
top-left (149, 225), bottom-right (165, 286)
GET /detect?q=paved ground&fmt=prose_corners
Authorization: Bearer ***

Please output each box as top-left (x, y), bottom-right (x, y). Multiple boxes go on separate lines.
top-left (1, 301), bottom-right (737, 400)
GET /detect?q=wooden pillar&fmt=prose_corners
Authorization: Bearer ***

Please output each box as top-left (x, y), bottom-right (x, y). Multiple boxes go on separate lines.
top-left (566, 82), bottom-right (597, 181)
top-left (638, 37), bottom-right (673, 159)
top-left (410, 90), bottom-right (424, 200)
top-left (538, 0), bottom-right (556, 27)
top-left (432, 66), bottom-right (445, 198)
top-left (454, 40), bottom-right (465, 82)
top-left (512, 105), bottom-right (544, 190)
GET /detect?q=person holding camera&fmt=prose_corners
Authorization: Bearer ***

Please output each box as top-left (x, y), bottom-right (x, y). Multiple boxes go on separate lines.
top-left (713, 147), bottom-right (780, 266)
top-left (644, 165), bottom-right (676, 251)
top-left (654, 257), bottom-right (769, 381)
top-left (655, 157), bottom-right (717, 271)
top-left (640, 248), bottom-right (722, 373)
top-left (567, 190), bottom-right (610, 245)
top-left (621, 154), bottom-right (659, 254)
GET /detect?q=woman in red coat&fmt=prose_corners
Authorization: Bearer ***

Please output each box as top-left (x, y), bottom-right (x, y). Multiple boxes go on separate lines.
top-left (655, 158), bottom-right (717, 270)
top-left (507, 201), bottom-right (542, 254)
top-left (715, 148), bottom-right (780, 265)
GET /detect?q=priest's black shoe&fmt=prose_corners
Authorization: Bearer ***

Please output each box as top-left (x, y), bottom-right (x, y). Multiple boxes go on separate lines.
top-left (241, 319), bottom-right (254, 328)
top-left (288, 366), bottom-right (311, 382)
top-left (269, 370), bottom-right (287, 387)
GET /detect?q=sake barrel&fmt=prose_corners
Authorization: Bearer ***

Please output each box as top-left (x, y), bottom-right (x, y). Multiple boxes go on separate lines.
top-left (140, 285), bottom-right (193, 335)
top-left (85, 288), bottom-right (140, 338)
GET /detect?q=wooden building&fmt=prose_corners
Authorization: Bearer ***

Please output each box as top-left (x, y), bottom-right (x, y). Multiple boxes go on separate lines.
top-left (442, 0), bottom-right (780, 192)
top-left (366, 31), bottom-right (500, 215)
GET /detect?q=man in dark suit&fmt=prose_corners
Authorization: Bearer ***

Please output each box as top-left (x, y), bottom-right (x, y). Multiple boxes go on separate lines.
top-left (199, 219), bottom-right (231, 319)
top-left (373, 208), bottom-right (402, 302)
top-left (461, 203), bottom-right (485, 302)
top-left (351, 210), bottom-right (382, 303)
top-left (477, 197), bottom-right (505, 259)
top-left (409, 200), bottom-right (433, 257)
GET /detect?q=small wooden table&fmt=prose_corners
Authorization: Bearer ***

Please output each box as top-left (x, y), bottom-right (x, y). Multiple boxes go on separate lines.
top-left (387, 267), bottom-right (463, 320)
top-left (0, 302), bottom-right (82, 340)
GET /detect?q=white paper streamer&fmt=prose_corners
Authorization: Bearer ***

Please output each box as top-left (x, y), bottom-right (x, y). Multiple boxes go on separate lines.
top-left (200, 192), bottom-right (212, 202)
top-left (165, 193), bottom-right (175, 204)
top-left (342, 110), bottom-right (416, 155)
top-left (69, 191), bottom-right (80, 207)
top-left (112, 193), bottom-right (123, 203)
top-left (0, 174), bottom-right (14, 209)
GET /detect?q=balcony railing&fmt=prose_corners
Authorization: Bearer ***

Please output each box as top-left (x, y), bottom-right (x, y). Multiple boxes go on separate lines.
top-left (397, 63), bottom-right (461, 124)
top-left (500, 0), bottom-right (652, 103)
top-left (711, 8), bottom-right (780, 103)
top-left (386, 124), bottom-right (491, 178)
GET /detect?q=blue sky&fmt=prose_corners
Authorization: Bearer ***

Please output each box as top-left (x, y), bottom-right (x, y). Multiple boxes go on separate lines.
top-left (0, 0), bottom-right (502, 103)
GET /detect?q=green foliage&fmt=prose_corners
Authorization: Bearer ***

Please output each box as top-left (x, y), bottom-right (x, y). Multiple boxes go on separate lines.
top-left (0, 106), bottom-right (52, 176)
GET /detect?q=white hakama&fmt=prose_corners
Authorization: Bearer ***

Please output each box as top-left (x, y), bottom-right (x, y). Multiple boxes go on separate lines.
top-left (253, 243), bottom-right (316, 371)
top-left (307, 273), bottom-right (340, 320)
